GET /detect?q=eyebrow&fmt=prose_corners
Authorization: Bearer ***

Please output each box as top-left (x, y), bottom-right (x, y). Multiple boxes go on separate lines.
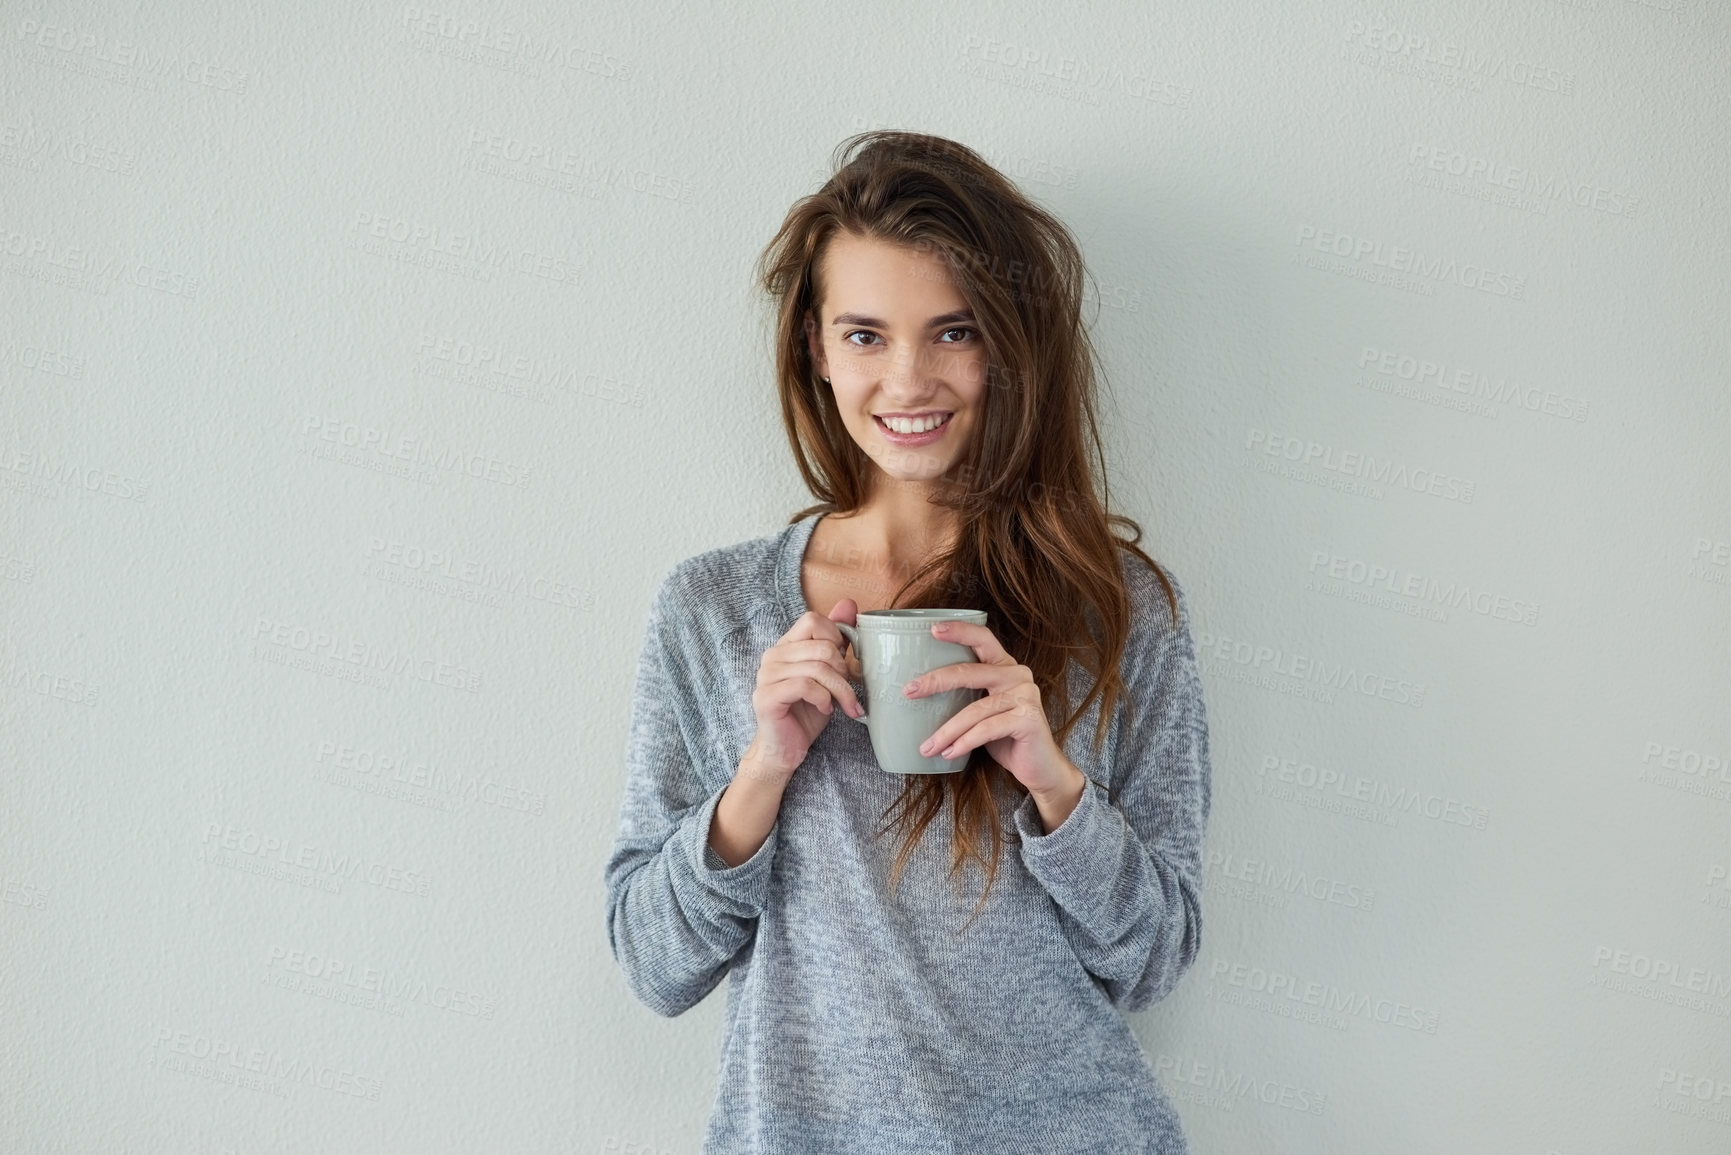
top-left (830, 309), bottom-right (975, 329)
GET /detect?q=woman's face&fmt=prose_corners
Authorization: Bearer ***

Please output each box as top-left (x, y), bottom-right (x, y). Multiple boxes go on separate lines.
top-left (806, 231), bottom-right (988, 486)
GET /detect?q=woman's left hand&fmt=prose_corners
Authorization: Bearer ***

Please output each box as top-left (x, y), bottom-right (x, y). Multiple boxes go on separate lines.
top-left (905, 619), bottom-right (1082, 799)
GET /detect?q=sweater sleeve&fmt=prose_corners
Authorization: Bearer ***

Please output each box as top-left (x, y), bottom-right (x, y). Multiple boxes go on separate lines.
top-left (602, 566), bottom-right (782, 1018)
top-left (1011, 573), bottom-right (1211, 1013)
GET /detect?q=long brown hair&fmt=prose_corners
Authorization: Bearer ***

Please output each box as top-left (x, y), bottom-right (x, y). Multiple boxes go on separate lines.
top-left (755, 131), bottom-right (1179, 934)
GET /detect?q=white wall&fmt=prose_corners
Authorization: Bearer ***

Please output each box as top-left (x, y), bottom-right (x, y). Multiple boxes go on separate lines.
top-left (3, 2), bottom-right (1728, 1152)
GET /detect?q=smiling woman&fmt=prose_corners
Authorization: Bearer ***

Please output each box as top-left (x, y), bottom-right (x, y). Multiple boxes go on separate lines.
top-left (815, 241), bottom-right (985, 462)
top-left (603, 131), bottom-right (1212, 1154)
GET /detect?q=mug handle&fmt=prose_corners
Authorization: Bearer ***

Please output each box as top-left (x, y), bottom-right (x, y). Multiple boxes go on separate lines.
top-left (835, 622), bottom-right (867, 723)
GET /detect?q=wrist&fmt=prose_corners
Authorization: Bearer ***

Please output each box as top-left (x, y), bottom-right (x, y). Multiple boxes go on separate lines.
top-left (1029, 759), bottom-right (1088, 833)
top-left (1030, 758), bottom-right (1087, 803)
top-left (738, 742), bottom-right (796, 790)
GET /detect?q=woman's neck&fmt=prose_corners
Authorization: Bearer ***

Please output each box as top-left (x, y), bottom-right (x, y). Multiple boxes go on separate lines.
top-left (832, 477), bottom-right (962, 574)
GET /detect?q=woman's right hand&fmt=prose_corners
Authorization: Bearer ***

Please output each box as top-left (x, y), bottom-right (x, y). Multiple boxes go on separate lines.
top-left (743, 601), bottom-right (866, 783)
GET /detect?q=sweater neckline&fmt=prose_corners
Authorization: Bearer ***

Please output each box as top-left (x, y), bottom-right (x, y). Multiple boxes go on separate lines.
top-left (774, 510), bottom-right (826, 629)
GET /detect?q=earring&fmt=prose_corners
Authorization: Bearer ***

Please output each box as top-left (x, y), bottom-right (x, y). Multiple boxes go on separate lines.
top-left (821, 376), bottom-right (830, 383)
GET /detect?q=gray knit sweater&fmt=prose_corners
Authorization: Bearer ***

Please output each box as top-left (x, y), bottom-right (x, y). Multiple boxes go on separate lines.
top-left (602, 511), bottom-right (1212, 1154)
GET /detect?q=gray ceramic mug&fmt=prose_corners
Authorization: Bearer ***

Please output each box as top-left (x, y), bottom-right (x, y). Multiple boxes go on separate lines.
top-left (836, 608), bottom-right (989, 775)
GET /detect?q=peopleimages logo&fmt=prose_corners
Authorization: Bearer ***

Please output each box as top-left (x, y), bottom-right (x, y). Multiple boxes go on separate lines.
top-left (1590, 947), bottom-right (1731, 1001)
top-left (1655, 1063), bottom-right (1731, 1126)
top-left (1405, 144), bottom-right (1636, 221)
top-left (1658, 1066), bottom-right (1731, 1106)
top-left (150, 1026), bottom-right (382, 1100)
top-left (1253, 753), bottom-right (1489, 830)
top-left (1207, 958), bottom-right (1441, 1034)
top-left (1195, 628), bottom-right (1427, 707)
top-left (201, 823), bottom-right (432, 896)
top-left (1706, 864), bottom-right (1731, 912)
top-left (1294, 224), bottom-right (1527, 298)
top-left (14, 19), bottom-right (251, 93)
top-left (266, 945), bottom-right (498, 1020)
top-left (1204, 849), bottom-right (1376, 912)
top-left (1245, 427), bottom-right (1475, 504)
top-left (1637, 738), bottom-right (1731, 805)
top-left (1642, 740), bottom-right (1731, 783)
top-left (1153, 1051), bottom-right (1328, 1116)
top-left (1306, 549), bottom-right (1540, 626)
top-left (1356, 345), bottom-right (1589, 421)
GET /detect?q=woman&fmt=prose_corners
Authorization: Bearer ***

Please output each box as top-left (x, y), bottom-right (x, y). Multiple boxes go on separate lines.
top-left (603, 131), bottom-right (1212, 1154)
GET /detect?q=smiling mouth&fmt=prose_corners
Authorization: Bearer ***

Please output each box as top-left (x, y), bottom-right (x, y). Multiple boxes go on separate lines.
top-left (874, 413), bottom-right (954, 434)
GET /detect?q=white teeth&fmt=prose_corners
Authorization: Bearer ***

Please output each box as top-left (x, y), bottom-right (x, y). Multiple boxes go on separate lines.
top-left (881, 413), bottom-right (951, 434)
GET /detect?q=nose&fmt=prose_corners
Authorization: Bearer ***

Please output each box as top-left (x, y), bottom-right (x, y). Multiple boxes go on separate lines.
top-left (878, 343), bottom-right (940, 397)
top-left (884, 343), bottom-right (920, 378)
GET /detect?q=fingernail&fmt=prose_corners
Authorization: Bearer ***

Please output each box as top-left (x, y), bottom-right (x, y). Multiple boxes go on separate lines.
top-left (919, 738), bottom-right (934, 754)
top-left (903, 681), bottom-right (919, 696)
